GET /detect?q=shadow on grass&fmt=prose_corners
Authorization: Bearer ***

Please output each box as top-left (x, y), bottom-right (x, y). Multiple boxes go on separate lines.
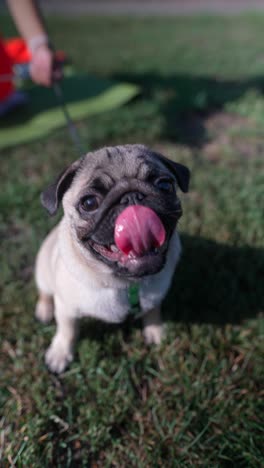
top-left (79, 234), bottom-right (264, 344)
top-left (113, 71), bottom-right (264, 146)
top-left (164, 234), bottom-right (264, 324)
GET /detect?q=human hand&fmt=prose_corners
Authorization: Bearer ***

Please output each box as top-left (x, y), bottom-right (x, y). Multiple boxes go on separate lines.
top-left (30, 44), bottom-right (62, 87)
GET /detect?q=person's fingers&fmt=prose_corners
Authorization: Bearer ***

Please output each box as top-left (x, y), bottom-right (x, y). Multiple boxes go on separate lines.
top-left (30, 45), bottom-right (64, 86)
top-left (30, 45), bottom-right (53, 87)
top-left (30, 62), bottom-right (51, 86)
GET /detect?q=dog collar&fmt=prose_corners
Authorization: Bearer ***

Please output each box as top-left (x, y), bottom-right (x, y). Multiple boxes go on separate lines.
top-left (128, 284), bottom-right (141, 317)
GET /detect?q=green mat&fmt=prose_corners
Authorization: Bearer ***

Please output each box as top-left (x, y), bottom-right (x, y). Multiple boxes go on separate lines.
top-left (0, 74), bottom-right (139, 149)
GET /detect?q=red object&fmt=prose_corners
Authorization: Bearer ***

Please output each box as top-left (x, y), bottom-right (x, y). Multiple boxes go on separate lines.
top-left (4, 37), bottom-right (31, 64)
top-left (114, 205), bottom-right (166, 257)
top-left (0, 36), bottom-right (30, 101)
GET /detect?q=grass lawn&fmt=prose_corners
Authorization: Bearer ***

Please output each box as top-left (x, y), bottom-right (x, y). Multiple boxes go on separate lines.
top-left (1, 13), bottom-right (264, 467)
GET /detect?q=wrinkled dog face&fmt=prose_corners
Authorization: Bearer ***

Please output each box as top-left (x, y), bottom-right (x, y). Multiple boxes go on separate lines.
top-left (42, 145), bottom-right (190, 278)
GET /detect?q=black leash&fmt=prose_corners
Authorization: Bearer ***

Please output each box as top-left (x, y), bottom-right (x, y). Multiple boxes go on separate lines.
top-left (53, 81), bottom-right (85, 155)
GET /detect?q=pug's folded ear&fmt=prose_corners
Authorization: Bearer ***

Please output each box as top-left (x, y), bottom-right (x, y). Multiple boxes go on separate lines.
top-left (41, 160), bottom-right (81, 216)
top-left (156, 153), bottom-right (191, 193)
top-left (168, 160), bottom-right (190, 193)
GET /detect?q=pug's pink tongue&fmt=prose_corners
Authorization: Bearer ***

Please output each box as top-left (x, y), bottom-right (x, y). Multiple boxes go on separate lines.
top-left (114, 205), bottom-right (165, 257)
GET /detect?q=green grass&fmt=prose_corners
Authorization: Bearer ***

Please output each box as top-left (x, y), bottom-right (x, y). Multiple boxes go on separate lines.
top-left (1, 13), bottom-right (264, 467)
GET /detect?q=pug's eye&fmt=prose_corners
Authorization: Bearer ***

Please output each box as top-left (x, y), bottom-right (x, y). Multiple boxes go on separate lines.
top-left (79, 195), bottom-right (99, 212)
top-left (155, 177), bottom-right (174, 193)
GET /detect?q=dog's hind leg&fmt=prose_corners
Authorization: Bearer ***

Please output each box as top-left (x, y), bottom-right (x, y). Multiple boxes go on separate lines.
top-left (35, 291), bottom-right (54, 323)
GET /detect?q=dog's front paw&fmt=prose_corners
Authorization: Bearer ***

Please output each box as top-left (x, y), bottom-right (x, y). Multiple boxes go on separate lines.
top-left (45, 338), bottom-right (73, 374)
top-left (143, 324), bottom-right (164, 345)
top-left (35, 294), bottom-right (54, 323)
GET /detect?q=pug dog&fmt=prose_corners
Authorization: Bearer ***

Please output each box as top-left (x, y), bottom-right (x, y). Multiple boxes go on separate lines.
top-left (35, 144), bottom-right (190, 373)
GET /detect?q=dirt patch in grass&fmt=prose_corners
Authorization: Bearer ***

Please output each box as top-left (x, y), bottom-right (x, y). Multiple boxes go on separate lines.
top-left (173, 110), bottom-right (264, 161)
top-left (204, 112), bottom-right (261, 159)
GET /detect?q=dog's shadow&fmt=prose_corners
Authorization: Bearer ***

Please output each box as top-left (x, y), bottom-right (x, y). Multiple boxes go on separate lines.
top-left (79, 234), bottom-right (264, 344)
top-left (163, 234), bottom-right (264, 324)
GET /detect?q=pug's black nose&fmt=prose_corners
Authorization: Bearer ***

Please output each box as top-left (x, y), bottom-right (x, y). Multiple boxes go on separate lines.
top-left (120, 191), bottom-right (145, 205)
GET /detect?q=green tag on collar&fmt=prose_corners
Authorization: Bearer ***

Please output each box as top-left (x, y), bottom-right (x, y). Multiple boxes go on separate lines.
top-left (128, 284), bottom-right (140, 315)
